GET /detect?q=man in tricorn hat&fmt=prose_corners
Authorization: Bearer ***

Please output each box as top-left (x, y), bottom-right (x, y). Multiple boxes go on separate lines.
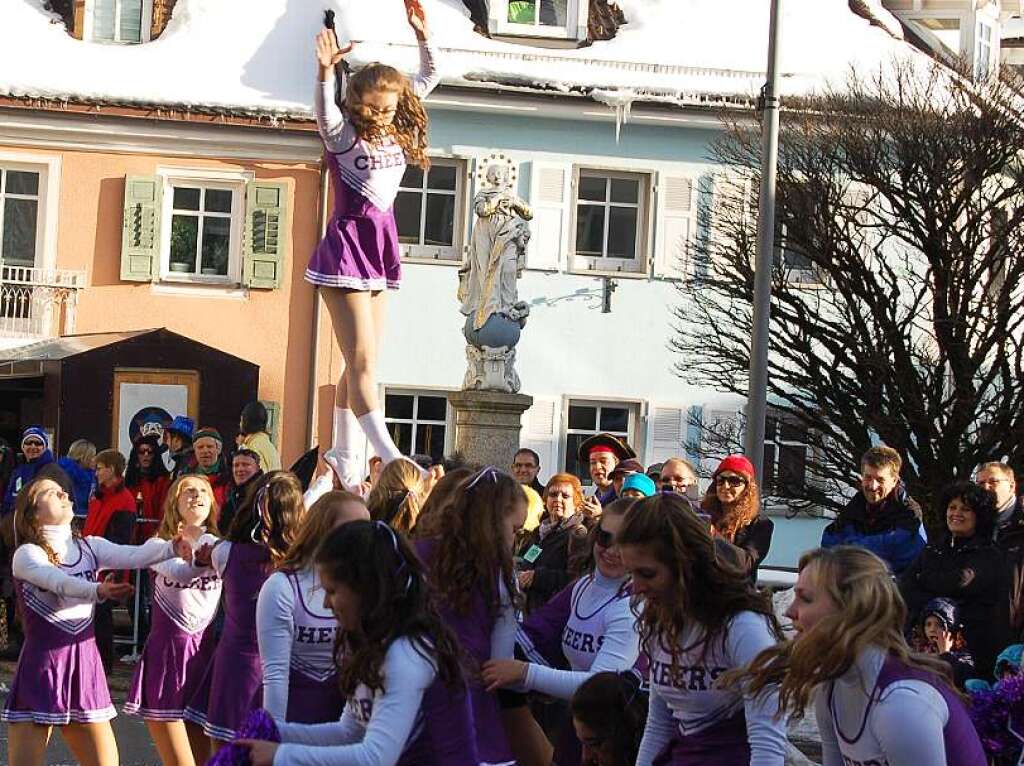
top-left (577, 433), bottom-right (636, 507)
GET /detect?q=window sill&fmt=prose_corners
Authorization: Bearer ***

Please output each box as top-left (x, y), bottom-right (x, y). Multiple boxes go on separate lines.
top-left (567, 266), bottom-right (649, 280)
top-left (150, 281), bottom-right (249, 300)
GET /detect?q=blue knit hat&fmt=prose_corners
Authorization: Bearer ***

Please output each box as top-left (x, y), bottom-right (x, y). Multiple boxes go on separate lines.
top-left (922, 597), bottom-right (959, 632)
top-left (622, 472), bottom-right (656, 497)
top-left (166, 415), bottom-right (195, 441)
top-left (21, 426), bottom-right (48, 451)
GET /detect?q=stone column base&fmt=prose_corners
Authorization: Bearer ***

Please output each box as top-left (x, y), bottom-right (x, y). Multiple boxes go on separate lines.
top-left (448, 389), bottom-right (534, 469)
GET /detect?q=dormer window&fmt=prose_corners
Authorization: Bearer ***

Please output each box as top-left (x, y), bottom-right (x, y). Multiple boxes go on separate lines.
top-left (85, 0), bottom-right (152, 44)
top-left (489, 0), bottom-right (589, 43)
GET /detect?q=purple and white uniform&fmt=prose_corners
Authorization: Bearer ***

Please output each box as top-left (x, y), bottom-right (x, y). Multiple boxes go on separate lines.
top-left (305, 38), bottom-right (439, 292)
top-left (272, 636), bottom-right (478, 766)
top-left (414, 538), bottom-right (516, 766)
top-left (815, 645), bottom-right (986, 766)
top-left (636, 611), bottom-right (787, 766)
top-left (516, 571), bottom-right (638, 764)
top-left (1, 525), bottom-right (175, 725)
top-left (184, 540), bottom-right (271, 741)
top-left (125, 532), bottom-right (222, 720)
top-left (257, 567), bottom-right (343, 724)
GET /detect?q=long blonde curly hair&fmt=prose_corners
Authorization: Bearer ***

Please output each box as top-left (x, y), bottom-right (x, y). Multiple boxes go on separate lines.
top-left (727, 546), bottom-right (954, 718)
top-left (346, 63), bottom-right (430, 169)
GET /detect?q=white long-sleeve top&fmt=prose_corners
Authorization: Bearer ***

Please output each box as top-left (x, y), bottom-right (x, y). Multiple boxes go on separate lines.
top-left (12, 524), bottom-right (175, 634)
top-left (520, 571), bottom-right (638, 700)
top-left (491, 578), bottom-right (517, 662)
top-left (149, 532), bottom-right (221, 634)
top-left (314, 36), bottom-right (439, 212)
top-left (258, 566), bottom-right (340, 722)
top-left (272, 637), bottom-right (435, 766)
top-left (635, 611), bottom-right (787, 766)
top-left (814, 645), bottom-right (949, 766)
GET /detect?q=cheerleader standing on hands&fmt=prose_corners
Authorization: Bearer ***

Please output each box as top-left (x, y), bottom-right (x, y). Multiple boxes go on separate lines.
top-left (125, 475), bottom-right (223, 766)
top-left (733, 546), bottom-right (986, 766)
top-left (256, 490), bottom-right (369, 725)
top-left (3, 477), bottom-right (195, 766)
top-left (310, 0), bottom-right (439, 489)
top-left (237, 520), bottom-right (478, 765)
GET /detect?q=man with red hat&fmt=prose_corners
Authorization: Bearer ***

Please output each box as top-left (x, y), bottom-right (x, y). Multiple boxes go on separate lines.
top-left (577, 433), bottom-right (636, 506)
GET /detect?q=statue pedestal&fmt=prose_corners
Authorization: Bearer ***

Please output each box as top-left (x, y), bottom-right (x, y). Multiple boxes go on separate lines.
top-left (448, 390), bottom-right (534, 468)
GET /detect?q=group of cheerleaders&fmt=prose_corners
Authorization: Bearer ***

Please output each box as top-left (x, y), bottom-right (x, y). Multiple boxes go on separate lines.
top-left (1, 460), bottom-right (991, 766)
top-left (0, 0), bottom-right (994, 763)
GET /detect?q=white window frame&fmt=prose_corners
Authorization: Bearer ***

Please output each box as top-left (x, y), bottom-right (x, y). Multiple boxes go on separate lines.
top-left (0, 152), bottom-right (61, 272)
top-left (83, 0), bottom-right (154, 44)
top-left (488, 0), bottom-right (589, 41)
top-left (156, 167), bottom-right (251, 286)
top-left (569, 167), bottom-right (653, 277)
top-left (773, 221), bottom-right (823, 288)
top-left (563, 398), bottom-right (640, 483)
top-left (975, 19), bottom-right (994, 81)
top-left (396, 157), bottom-right (467, 265)
top-left (383, 388), bottom-right (453, 458)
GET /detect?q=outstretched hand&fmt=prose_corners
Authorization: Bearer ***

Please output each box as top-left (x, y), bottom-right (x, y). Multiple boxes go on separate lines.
top-left (404, 0), bottom-right (430, 39)
top-left (481, 658), bottom-right (527, 692)
top-left (316, 28), bottom-right (355, 73)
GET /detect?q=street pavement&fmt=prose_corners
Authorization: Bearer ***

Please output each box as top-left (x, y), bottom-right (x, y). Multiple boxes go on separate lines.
top-left (0, 659), bottom-right (160, 765)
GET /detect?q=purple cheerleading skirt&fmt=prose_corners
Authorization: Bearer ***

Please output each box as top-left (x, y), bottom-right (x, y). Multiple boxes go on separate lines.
top-left (652, 711), bottom-right (751, 765)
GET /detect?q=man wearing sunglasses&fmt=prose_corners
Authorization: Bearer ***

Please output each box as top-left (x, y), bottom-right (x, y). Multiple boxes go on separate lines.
top-left (2, 426), bottom-right (55, 515)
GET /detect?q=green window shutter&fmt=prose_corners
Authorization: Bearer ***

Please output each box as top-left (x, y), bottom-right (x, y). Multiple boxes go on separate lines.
top-left (244, 180), bottom-right (289, 289)
top-left (260, 400), bottom-right (281, 446)
top-left (120, 175), bottom-right (162, 282)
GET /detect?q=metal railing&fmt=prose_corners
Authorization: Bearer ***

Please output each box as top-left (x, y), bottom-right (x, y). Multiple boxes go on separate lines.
top-left (0, 264), bottom-right (87, 339)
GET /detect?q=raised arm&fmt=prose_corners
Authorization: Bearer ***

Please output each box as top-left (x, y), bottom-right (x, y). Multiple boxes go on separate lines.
top-left (258, 573), bottom-right (298, 722)
top-left (404, 0), bottom-right (440, 99)
top-left (87, 535), bottom-right (175, 571)
top-left (12, 543), bottom-right (100, 601)
top-left (314, 28), bottom-right (355, 152)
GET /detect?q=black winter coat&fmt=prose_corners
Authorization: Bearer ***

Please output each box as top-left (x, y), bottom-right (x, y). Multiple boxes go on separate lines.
top-left (996, 496), bottom-right (1024, 640)
top-left (517, 515), bottom-right (590, 614)
top-left (899, 534), bottom-right (1009, 678)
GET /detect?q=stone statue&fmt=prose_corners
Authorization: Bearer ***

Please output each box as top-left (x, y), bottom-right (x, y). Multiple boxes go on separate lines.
top-left (458, 161), bottom-right (533, 393)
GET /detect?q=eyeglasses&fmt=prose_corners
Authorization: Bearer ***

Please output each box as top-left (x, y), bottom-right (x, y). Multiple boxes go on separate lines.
top-left (978, 478), bottom-right (1010, 487)
top-left (137, 448), bottom-right (155, 456)
top-left (716, 475), bottom-right (747, 487)
top-left (23, 440), bottom-right (44, 448)
top-left (594, 527), bottom-right (615, 548)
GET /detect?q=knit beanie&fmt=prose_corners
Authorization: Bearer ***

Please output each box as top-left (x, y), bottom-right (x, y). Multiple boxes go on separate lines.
top-left (193, 427), bottom-right (223, 445)
top-left (21, 426), bottom-right (48, 451)
top-left (712, 454), bottom-right (756, 480)
top-left (622, 473), bottom-right (657, 497)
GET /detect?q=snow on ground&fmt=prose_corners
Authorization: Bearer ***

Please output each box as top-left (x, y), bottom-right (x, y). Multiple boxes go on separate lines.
top-left (0, 0), bottom-right (930, 117)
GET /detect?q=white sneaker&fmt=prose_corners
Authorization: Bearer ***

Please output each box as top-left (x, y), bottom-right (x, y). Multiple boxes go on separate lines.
top-left (324, 449), bottom-right (364, 493)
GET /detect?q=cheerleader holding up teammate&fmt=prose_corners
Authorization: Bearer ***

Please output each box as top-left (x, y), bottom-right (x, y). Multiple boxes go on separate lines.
top-left (124, 475), bottom-right (223, 766)
top-left (3, 477), bottom-right (195, 766)
top-left (310, 0), bottom-right (438, 489)
top-left (256, 491), bottom-right (369, 725)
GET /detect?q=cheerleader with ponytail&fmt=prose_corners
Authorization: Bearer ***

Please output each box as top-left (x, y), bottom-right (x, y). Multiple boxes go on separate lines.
top-left (185, 471), bottom-right (306, 752)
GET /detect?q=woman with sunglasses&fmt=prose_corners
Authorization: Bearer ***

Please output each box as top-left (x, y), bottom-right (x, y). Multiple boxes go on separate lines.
top-left (184, 471), bottom-right (305, 753)
top-left (414, 466), bottom-right (527, 766)
top-left (482, 497), bottom-right (641, 766)
top-left (2, 426), bottom-right (55, 515)
top-left (236, 519), bottom-right (477, 766)
top-left (703, 455), bottom-right (774, 582)
top-left (126, 434), bottom-right (172, 541)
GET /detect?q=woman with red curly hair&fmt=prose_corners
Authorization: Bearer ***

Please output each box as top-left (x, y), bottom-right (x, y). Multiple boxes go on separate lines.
top-left (516, 472), bottom-right (592, 615)
top-left (702, 455), bottom-right (774, 581)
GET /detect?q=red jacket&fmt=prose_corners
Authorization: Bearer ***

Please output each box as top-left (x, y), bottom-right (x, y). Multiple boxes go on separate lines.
top-left (84, 480), bottom-right (137, 582)
top-left (128, 474), bottom-right (170, 541)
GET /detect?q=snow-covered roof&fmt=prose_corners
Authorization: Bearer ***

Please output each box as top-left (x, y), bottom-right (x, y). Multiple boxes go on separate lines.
top-left (0, 0), bottom-right (932, 119)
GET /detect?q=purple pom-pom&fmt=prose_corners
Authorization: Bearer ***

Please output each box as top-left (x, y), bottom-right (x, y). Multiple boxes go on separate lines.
top-left (205, 710), bottom-right (281, 766)
top-left (970, 677), bottom-right (1024, 757)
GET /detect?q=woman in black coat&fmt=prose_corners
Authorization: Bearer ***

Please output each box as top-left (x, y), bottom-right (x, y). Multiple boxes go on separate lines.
top-left (516, 472), bottom-right (591, 615)
top-left (702, 454), bottom-right (775, 582)
top-left (899, 481), bottom-right (1008, 679)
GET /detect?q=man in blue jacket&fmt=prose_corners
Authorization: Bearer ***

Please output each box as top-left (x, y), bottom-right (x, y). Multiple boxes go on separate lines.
top-left (821, 445), bottom-right (925, 574)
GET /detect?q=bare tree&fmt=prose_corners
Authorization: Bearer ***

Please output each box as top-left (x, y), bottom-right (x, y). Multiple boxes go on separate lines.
top-left (673, 61), bottom-right (1024, 524)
